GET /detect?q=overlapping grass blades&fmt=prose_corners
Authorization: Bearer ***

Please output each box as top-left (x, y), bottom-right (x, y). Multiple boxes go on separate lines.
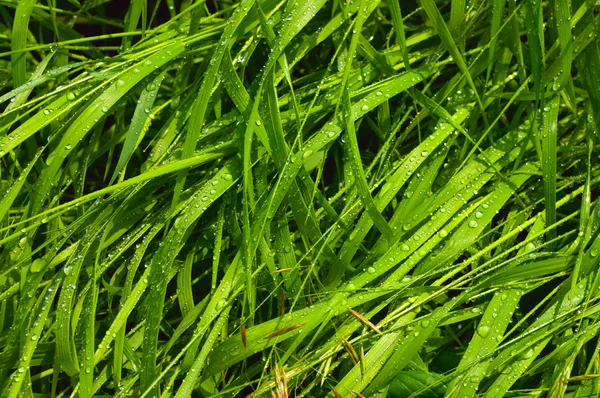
top-left (1, 0), bottom-right (600, 397)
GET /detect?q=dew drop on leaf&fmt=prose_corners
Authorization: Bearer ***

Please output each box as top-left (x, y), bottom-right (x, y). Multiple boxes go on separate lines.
top-left (476, 325), bottom-right (490, 338)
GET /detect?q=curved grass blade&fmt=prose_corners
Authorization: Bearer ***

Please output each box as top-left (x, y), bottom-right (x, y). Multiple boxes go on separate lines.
top-left (10, 0), bottom-right (36, 88)
top-left (341, 86), bottom-right (393, 240)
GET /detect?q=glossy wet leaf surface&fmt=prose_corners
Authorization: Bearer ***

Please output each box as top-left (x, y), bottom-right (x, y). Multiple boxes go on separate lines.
top-left (1, 1), bottom-right (599, 397)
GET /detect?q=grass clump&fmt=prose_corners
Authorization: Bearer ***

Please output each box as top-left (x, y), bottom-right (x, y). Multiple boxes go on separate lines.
top-left (1, 0), bottom-right (600, 397)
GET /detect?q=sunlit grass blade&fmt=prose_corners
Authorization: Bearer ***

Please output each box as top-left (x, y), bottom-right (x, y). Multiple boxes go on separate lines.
top-left (10, 0), bottom-right (36, 88)
top-left (2, 1), bottom-right (598, 396)
top-left (110, 72), bottom-right (165, 184)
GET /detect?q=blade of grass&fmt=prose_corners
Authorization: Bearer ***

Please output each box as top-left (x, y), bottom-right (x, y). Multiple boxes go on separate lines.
top-left (419, 0), bottom-right (487, 122)
top-left (541, 96), bottom-right (560, 248)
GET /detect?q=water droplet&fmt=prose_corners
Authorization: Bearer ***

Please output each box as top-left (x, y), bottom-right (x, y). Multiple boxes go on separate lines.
top-left (224, 173), bottom-right (233, 181)
top-left (302, 149), bottom-right (313, 159)
top-left (367, 267), bottom-right (376, 274)
top-left (255, 119), bottom-right (262, 126)
top-left (477, 325), bottom-right (490, 338)
top-left (66, 92), bottom-right (76, 101)
top-left (469, 220), bottom-right (478, 228)
top-left (475, 211), bottom-right (483, 219)
top-left (590, 249), bottom-right (599, 258)
top-left (401, 244), bottom-right (410, 252)
top-left (43, 109), bottom-right (51, 115)
top-left (361, 104), bottom-right (369, 111)
top-left (117, 79), bottom-right (126, 87)
top-left (421, 150), bottom-right (428, 157)
top-left (439, 230), bottom-right (448, 238)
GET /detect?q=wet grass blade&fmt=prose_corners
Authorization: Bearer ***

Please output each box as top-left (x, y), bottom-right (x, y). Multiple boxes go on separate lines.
top-left (419, 0), bottom-right (487, 119)
top-left (541, 96), bottom-right (559, 247)
top-left (342, 86), bottom-right (393, 240)
top-left (3, 2), bottom-right (599, 396)
top-left (10, 0), bottom-right (37, 88)
top-left (110, 72), bottom-right (165, 184)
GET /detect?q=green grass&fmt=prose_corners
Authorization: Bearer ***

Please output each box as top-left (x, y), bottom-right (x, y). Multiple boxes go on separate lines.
top-left (1, 0), bottom-right (600, 397)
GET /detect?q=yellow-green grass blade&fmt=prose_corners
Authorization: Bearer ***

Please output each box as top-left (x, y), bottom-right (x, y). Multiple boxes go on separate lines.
top-left (387, 0), bottom-right (410, 70)
top-left (110, 71), bottom-right (165, 184)
top-left (28, 42), bottom-right (186, 215)
top-left (10, 0), bottom-right (36, 88)
top-left (329, 106), bottom-right (471, 285)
